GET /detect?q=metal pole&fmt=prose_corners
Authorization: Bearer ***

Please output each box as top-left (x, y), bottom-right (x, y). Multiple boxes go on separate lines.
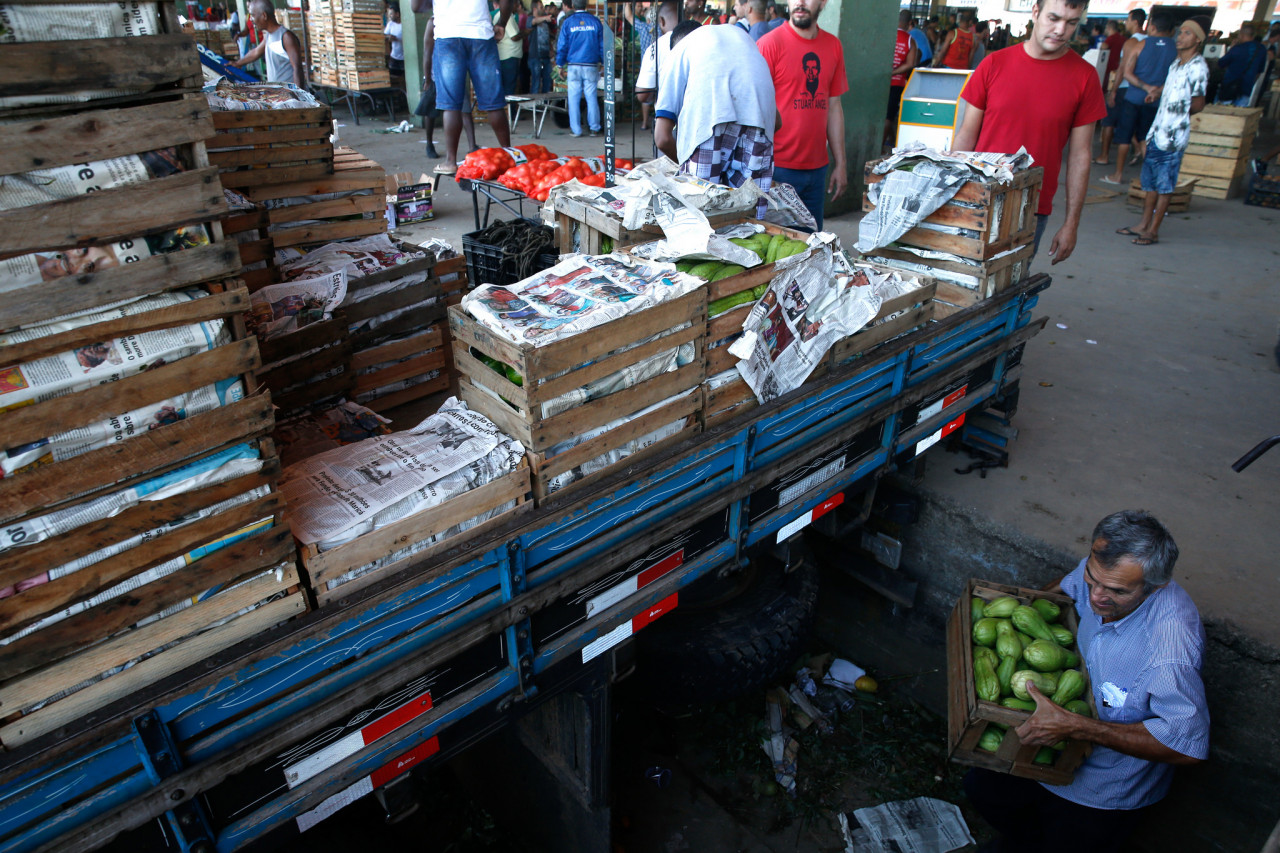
top-left (603, 0), bottom-right (616, 184)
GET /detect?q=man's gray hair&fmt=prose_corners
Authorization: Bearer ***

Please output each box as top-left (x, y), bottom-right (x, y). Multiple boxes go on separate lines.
top-left (1091, 510), bottom-right (1179, 587)
top-left (748, 0), bottom-right (767, 15)
top-left (572, 0), bottom-right (587, 9)
top-left (249, 0), bottom-right (276, 16)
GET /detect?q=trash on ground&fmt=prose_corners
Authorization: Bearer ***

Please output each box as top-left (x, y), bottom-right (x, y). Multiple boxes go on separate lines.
top-left (838, 796), bottom-right (975, 853)
top-left (823, 658), bottom-right (868, 692)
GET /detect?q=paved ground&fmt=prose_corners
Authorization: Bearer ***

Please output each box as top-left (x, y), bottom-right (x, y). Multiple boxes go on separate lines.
top-left (350, 107), bottom-right (1280, 648)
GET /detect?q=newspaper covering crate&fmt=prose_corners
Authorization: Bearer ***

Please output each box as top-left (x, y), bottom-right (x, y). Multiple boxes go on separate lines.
top-left (550, 194), bottom-right (748, 255)
top-left (450, 290), bottom-right (706, 499)
top-left (207, 103), bottom-right (335, 189)
top-left (301, 460), bottom-right (532, 606)
top-left (1127, 176), bottom-right (1196, 212)
top-left (865, 243), bottom-right (1032, 320)
top-left (946, 578), bottom-right (1097, 785)
top-left (862, 159), bottom-right (1043, 261)
top-left (1181, 105), bottom-right (1261, 200)
top-left (0, 0), bottom-right (202, 117)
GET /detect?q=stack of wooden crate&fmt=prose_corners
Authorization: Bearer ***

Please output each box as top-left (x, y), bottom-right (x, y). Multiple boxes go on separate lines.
top-left (207, 99), bottom-right (335, 190)
top-left (1179, 105), bottom-right (1261, 200)
top-left (189, 22), bottom-right (238, 57)
top-left (0, 0), bottom-right (305, 749)
top-left (1128, 176), bottom-right (1196, 212)
top-left (307, 0), bottom-right (391, 91)
top-left (862, 159), bottom-right (1042, 316)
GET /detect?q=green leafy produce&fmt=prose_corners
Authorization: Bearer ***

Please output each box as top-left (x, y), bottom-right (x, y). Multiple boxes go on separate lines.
top-left (1000, 697), bottom-right (1036, 712)
top-left (1023, 639), bottom-right (1080, 672)
top-left (995, 620), bottom-right (1023, 661)
top-left (1049, 624), bottom-right (1075, 646)
top-left (974, 655), bottom-right (1001, 702)
top-left (974, 647), bottom-right (999, 671)
top-left (983, 596), bottom-right (1020, 618)
top-left (1012, 605), bottom-right (1057, 643)
top-left (1032, 598), bottom-right (1061, 623)
top-left (600, 236), bottom-right (613, 252)
top-left (1064, 699), bottom-right (1092, 717)
top-left (1011, 670), bottom-right (1057, 701)
top-left (1051, 669), bottom-right (1086, 705)
top-left (972, 617), bottom-right (999, 648)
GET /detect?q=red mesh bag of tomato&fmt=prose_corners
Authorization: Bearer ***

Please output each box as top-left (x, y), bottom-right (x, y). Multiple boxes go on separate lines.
top-left (455, 148), bottom-right (516, 181)
top-left (515, 144), bottom-right (557, 161)
top-left (530, 158), bottom-right (598, 201)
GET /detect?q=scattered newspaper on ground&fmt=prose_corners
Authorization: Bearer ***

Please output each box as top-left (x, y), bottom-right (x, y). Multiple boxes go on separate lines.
top-left (248, 272), bottom-right (347, 340)
top-left (838, 797), bottom-right (974, 853)
top-left (856, 145), bottom-right (1034, 255)
top-left (282, 398), bottom-right (520, 545)
top-left (462, 254), bottom-right (701, 347)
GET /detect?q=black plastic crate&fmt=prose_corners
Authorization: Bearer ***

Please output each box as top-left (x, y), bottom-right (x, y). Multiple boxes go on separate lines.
top-left (1245, 173), bottom-right (1280, 209)
top-left (462, 221), bottom-right (557, 288)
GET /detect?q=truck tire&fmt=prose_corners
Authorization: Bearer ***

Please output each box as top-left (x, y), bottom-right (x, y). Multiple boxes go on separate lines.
top-left (636, 555), bottom-right (820, 707)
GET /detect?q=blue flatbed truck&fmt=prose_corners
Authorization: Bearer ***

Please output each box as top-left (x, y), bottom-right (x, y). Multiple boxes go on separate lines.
top-left (0, 274), bottom-right (1049, 853)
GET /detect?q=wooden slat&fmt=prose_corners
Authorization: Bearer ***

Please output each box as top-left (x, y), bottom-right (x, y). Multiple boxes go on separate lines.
top-left (0, 394), bottom-right (274, 524)
top-left (0, 589), bottom-right (306, 749)
top-left (218, 162), bottom-right (333, 189)
top-left (210, 107), bottom-right (332, 129)
top-left (0, 98), bottom-right (213, 176)
top-left (353, 351), bottom-right (445, 395)
top-left (207, 142), bottom-right (332, 168)
top-left (1, 339), bottom-right (260, 454)
top-left (351, 327), bottom-right (443, 371)
top-left (0, 524), bottom-right (294, 681)
top-left (0, 35), bottom-right (200, 98)
top-left (257, 318), bottom-right (346, 366)
top-left (265, 191), bottom-right (384, 226)
top-left (354, 373), bottom-right (449, 411)
top-left (270, 217), bottom-right (386, 250)
top-left (0, 288), bottom-right (249, 368)
top-left (344, 281), bottom-right (442, 325)
top-left (259, 340), bottom-right (352, 393)
top-left (239, 170), bottom-right (386, 201)
top-left (0, 168), bottom-right (227, 254)
top-left (208, 126), bottom-right (331, 149)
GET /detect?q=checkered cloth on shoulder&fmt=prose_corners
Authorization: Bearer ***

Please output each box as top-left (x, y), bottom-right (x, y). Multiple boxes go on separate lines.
top-left (680, 122), bottom-right (773, 218)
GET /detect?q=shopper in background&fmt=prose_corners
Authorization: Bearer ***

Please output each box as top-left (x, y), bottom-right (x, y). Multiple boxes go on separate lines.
top-left (634, 0), bottom-right (679, 128)
top-left (908, 15), bottom-right (933, 66)
top-left (1102, 9), bottom-right (1176, 186)
top-left (412, 0), bottom-right (513, 175)
top-left (1093, 19), bottom-right (1127, 164)
top-left (971, 20), bottom-right (988, 68)
top-left (494, 0), bottom-right (525, 97)
top-left (556, 0), bottom-right (605, 137)
top-left (934, 10), bottom-right (976, 69)
top-left (526, 0), bottom-right (555, 93)
top-left (887, 9), bottom-right (919, 146)
top-left (231, 0), bottom-right (305, 86)
top-left (757, 0), bottom-right (848, 229)
top-left (385, 2), bottom-right (405, 75)
top-left (1216, 23), bottom-right (1267, 106)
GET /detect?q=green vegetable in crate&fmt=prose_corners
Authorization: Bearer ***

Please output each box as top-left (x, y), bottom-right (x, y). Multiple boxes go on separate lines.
top-left (1050, 669), bottom-right (1086, 705)
top-left (727, 237), bottom-right (763, 262)
top-left (1011, 670), bottom-right (1058, 701)
top-left (983, 596), bottom-right (1020, 619)
top-left (972, 617), bottom-right (999, 648)
top-left (1064, 699), bottom-right (1092, 717)
top-left (977, 728), bottom-right (1006, 753)
top-left (600, 236), bottom-right (613, 252)
top-left (1033, 747), bottom-right (1057, 766)
top-left (974, 655), bottom-right (1001, 703)
top-left (751, 283), bottom-right (769, 298)
top-left (1018, 630), bottom-right (1036, 647)
top-left (971, 597), bottom-right (986, 623)
top-left (996, 654), bottom-right (1019, 697)
top-left (995, 620), bottom-right (1023, 661)
top-left (676, 261), bottom-right (696, 273)
top-left (1012, 604), bottom-right (1057, 643)
top-left (764, 233), bottom-right (786, 263)
top-left (1050, 624), bottom-right (1075, 646)
top-left (775, 239), bottom-right (808, 260)
top-left (709, 264), bottom-right (745, 282)
top-left (974, 646), bottom-right (999, 671)
top-left (687, 261), bottom-right (725, 280)
top-left (1023, 639), bottom-right (1080, 672)
top-left (1032, 598), bottom-right (1062, 623)
top-left (504, 365), bottom-right (524, 387)
top-left (1000, 697), bottom-right (1037, 712)
top-left (708, 290), bottom-right (758, 316)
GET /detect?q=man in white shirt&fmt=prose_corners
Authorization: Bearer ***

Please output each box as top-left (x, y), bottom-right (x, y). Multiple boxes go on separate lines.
top-left (412, 0), bottom-right (514, 173)
top-left (231, 0), bottom-right (305, 86)
top-left (634, 1), bottom-right (676, 107)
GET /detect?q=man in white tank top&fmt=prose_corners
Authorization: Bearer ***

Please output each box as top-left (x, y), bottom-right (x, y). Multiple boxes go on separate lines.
top-left (232, 0), bottom-right (305, 87)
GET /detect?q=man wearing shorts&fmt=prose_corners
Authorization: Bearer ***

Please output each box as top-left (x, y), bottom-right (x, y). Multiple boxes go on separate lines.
top-left (1102, 10), bottom-right (1176, 186)
top-left (412, 0), bottom-right (514, 174)
top-left (1118, 18), bottom-right (1207, 247)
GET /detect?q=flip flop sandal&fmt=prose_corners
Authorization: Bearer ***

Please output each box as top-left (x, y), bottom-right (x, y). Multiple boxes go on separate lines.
top-left (1099, 175), bottom-right (1123, 185)
top-left (1115, 227), bottom-right (1140, 236)
top-left (1132, 235), bottom-right (1158, 245)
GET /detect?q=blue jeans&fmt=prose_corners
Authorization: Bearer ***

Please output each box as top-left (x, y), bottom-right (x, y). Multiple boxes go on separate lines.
top-left (434, 37), bottom-right (505, 112)
top-left (499, 56), bottom-right (520, 97)
top-left (528, 54), bottom-right (551, 94)
top-left (1140, 144), bottom-right (1184, 195)
top-left (566, 64), bottom-right (601, 134)
top-left (772, 165), bottom-right (828, 231)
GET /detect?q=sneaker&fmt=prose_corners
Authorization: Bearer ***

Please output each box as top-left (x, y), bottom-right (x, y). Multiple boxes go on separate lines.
top-left (589, 130), bottom-right (601, 137)
top-left (571, 131), bottom-right (583, 137)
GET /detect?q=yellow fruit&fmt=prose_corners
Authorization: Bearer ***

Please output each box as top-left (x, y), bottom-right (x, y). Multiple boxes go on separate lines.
top-left (854, 675), bottom-right (879, 693)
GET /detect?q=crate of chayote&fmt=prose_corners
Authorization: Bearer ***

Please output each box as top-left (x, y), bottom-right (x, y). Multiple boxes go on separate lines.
top-left (946, 578), bottom-right (1098, 784)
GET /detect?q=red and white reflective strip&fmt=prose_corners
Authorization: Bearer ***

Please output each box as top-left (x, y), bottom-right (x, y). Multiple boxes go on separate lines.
top-left (776, 491), bottom-right (845, 544)
top-left (296, 736), bottom-right (440, 833)
top-left (915, 385), bottom-right (968, 455)
top-left (285, 690), bottom-right (434, 789)
top-left (585, 549), bottom-right (684, 618)
top-left (582, 592), bottom-right (679, 663)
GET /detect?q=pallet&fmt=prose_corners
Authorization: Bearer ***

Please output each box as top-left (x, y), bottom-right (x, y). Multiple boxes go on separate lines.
top-left (1188, 104), bottom-right (1261, 138)
top-left (865, 243), bottom-right (1032, 320)
top-left (946, 578), bottom-right (1097, 785)
top-left (550, 194), bottom-right (748, 255)
top-left (301, 461), bottom-right (533, 606)
top-left (863, 160), bottom-right (1043, 261)
top-left (1127, 177), bottom-right (1196, 211)
top-left (0, 94), bottom-right (229, 257)
top-left (208, 106), bottom-right (335, 184)
top-left (0, 1), bottom-right (201, 116)
top-left (257, 313), bottom-right (356, 416)
top-left (449, 290), bottom-right (706, 453)
top-left (1181, 106), bottom-right (1261, 200)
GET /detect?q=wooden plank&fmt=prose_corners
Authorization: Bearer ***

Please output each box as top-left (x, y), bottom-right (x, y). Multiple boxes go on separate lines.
top-left (0, 98), bottom-right (213, 176)
top-left (218, 162), bottom-right (334, 189)
top-left (265, 191), bottom-right (384, 226)
top-left (708, 304), bottom-right (753, 342)
top-left (353, 351), bottom-right (445, 395)
top-left (352, 327), bottom-right (443, 370)
top-left (0, 168), bottom-right (227, 255)
top-left (258, 318), bottom-right (347, 365)
top-left (0, 35), bottom-right (200, 99)
top-left (0, 589), bottom-right (305, 749)
top-left (0, 395), bottom-right (274, 524)
top-left (209, 126), bottom-right (331, 149)
top-left (240, 170), bottom-right (386, 202)
top-left (211, 106), bottom-right (332, 129)
top-left (0, 288), bottom-right (249, 368)
top-left (0, 524), bottom-right (294, 682)
top-left (0, 461), bottom-right (279, 591)
top-left (270, 371), bottom-right (356, 415)
top-left (1181, 154), bottom-right (1248, 180)
top-left (1, 340), bottom-right (260, 454)
top-left (259, 340), bottom-right (352, 393)
top-left (266, 217), bottom-right (386, 250)
top-left (207, 142), bottom-right (332, 168)
top-left (356, 372), bottom-right (450, 411)
top-left (530, 291), bottom-right (705, 376)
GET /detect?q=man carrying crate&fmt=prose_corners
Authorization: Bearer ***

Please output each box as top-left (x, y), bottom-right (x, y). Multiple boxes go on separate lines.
top-left (965, 510), bottom-right (1209, 853)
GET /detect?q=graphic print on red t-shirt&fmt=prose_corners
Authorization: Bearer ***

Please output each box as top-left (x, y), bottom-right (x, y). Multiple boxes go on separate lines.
top-left (891, 29), bottom-right (912, 86)
top-left (961, 45), bottom-right (1106, 215)
top-left (758, 24), bottom-right (849, 170)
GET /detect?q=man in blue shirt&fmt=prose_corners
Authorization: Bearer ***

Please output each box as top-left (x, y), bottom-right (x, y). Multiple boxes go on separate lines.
top-left (965, 510), bottom-right (1209, 853)
top-left (1216, 22), bottom-right (1267, 106)
top-left (908, 15), bottom-right (933, 65)
top-left (556, 0), bottom-right (606, 136)
top-left (1102, 11), bottom-right (1177, 185)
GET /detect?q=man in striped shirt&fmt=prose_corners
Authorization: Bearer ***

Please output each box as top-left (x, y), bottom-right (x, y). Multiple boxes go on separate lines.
top-left (966, 510), bottom-right (1209, 852)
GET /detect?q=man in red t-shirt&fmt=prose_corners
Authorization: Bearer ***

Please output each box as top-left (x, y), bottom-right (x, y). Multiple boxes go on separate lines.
top-left (951, 0), bottom-right (1105, 265)
top-left (887, 9), bottom-right (920, 145)
top-left (757, 0), bottom-right (848, 230)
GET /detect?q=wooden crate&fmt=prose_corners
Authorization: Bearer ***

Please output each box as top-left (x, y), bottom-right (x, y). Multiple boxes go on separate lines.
top-left (208, 105), bottom-right (335, 185)
top-left (301, 461), bottom-right (533, 606)
top-left (865, 243), bottom-right (1032, 320)
top-left (863, 160), bottom-right (1043, 261)
top-left (550, 194), bottom-right (750, 255)
top-left (1189, 104), bottom-right (1261, 138)
top-left (0, 0), bottom-right (201, 117)
top-left (830, 272), bottom-right (938, 366)
top-left (257, 313), bottom-right (356, 416)
top-left (0, 94), bottom-right (230, 259)
top-left (1182, 106), bottom-right (1261, 200)
top-left (449, 290), bottom-right (706, 453)
top-left (1127, 177), bottom-right (1196, 212)
top-left (946, 578), bottom-right (1097, 785)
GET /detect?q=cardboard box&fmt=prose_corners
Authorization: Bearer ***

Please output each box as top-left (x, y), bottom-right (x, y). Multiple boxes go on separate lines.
top-left (386, 172), bottom-right (435, 226)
